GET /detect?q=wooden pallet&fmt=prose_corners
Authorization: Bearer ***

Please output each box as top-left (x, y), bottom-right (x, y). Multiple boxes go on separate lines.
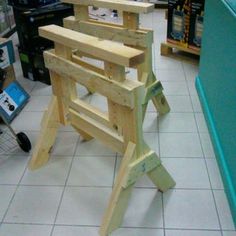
top-left (160, 42), bottom-right (200, 62)
top-left (29, 24), bottom-right (175, 236)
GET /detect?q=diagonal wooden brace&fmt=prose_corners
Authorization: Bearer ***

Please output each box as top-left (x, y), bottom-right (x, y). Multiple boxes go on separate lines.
top-left (29, 96), bottom-right (60, 170)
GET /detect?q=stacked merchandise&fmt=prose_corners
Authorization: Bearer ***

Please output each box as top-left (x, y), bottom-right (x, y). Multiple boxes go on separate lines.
top-left (167, 0), bottom-right (205, 52)
top-left (188, 0), bottom-right (204, 51)
top-left (9, 1), bottom-right (73, 84)
top-left (0, 37), bottom-right (16, 88)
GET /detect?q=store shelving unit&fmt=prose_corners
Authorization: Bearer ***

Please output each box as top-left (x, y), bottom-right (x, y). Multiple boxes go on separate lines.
top-left (161, 7), bottom-right (200, 59)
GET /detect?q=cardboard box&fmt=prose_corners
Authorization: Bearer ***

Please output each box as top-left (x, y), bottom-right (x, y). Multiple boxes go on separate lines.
top-left (0, 38), bottom-right (15, 69)
top-left (167, 0), bottom-right (191, 47)
top-left (188, 0), bottom-right (205, 51)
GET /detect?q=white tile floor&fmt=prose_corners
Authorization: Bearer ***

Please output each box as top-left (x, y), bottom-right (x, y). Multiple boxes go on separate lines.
top-left (0, 8), bottom-right (235, 236)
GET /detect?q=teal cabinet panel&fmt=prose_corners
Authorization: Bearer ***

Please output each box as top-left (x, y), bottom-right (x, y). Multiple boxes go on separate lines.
top-left (196, 0), bottom-right (236, 226)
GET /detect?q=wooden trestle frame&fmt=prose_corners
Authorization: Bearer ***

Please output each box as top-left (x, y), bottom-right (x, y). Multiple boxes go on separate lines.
top-left (62, 0), bottom-right (170, 117)
top-left (28, 23), bottom-right (175, 235)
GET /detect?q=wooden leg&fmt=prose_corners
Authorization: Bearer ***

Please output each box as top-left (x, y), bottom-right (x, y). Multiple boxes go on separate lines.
top-left (29, 96), bottom-right (60, 170)
top-left (152, 92), bottom-right (170, 115)
top-left (100, 184), bottom-right (134, 236)
top-left (143, 73), bottom-right (170, 116)
top-left (147, 161), bottom-right (176, 192)
top-left (100, 142), bottom-right (136, 236)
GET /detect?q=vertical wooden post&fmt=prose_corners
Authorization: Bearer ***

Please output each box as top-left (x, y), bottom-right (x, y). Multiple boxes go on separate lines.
top-left (53, 43), bottom-right (76, 125)
top-left (74, 5), bottom-right (89, 21)
top-left (104, 62), bottom-right (126, 135)
top-left (54, 43), bottom-right (93, 141)
top-left (123, 12), bottom-right (139, 30)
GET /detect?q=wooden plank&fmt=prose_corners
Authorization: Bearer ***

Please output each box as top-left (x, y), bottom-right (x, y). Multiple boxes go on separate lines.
top-left (100, 142), bottom-right (136, 236)
top-left (64, 17), bottom-right (153, 47)
top-left (29, 96), bottom-right (60, 170)
top-left (104, 62), bottom-right (125, 82)
top-left (53, 43), bottom-right (78, 126)
top-left (44, 50), bottom-right (144, 108)
top-left (54, 43), bottom-right (93, 141)
top-left (120, 87), bottom-right (145, 156)
top-left (69, 109), bottom-right (125, 154)
top-left (39, 25), bottom-right (145, 67)
top-left (147, 162), bottom-right (176, 192)
top-left (61, 0), bottom-right (154, 14)
top-left (104, 61), bottom-right (126, 135)
top-left (152, 90), bottom-right (171, 115)
top-left (144, 80), bottom-right (163, 104)
top-left (50, 71), bottom-right (68, 125)
top-left (69, 99), bottom-right (110, 127)
top-left (74, 5), bottom-right (89, 20)
top-left (123, 12), bottom-right (139, 30)
top-left (122, 150), bottom-right (161, 188)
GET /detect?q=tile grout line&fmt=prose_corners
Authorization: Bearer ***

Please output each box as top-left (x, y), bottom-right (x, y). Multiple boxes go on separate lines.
top-left (0, 183), bottom-right (226, 191)
top-left (1, 154), bottom-right (30, 224)
top-left (49, 134), bottom-right (81, 236)
top-left (182, 61), bottom-right (224, 236)
top-left (1, 220), bottom-right (233, 232)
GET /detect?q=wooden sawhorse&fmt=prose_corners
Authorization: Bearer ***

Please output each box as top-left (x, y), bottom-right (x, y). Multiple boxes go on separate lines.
top-left (29, 25), bottom-right (175, 236)
top-left (62, 0), bottom-right (170, 118)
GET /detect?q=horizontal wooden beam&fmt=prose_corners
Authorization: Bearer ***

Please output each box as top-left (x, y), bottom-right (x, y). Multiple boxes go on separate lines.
top-left (61, 0), bottom-right (154, 13)
top-left (70, 99), bottom-right (110, 127)
top-left (69, 109), bottom-right (125, 154)
top-left (44, 50), bottom-right (144, 108)
top-left (39, 25), bottom-right (144, 67)
top-left (64, 17), bottom-right (153, 47)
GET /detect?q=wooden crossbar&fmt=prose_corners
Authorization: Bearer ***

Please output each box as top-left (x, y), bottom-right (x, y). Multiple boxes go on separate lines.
top-left (70, 99), bottom-right (110, 127)
top-left (64, 17), bottom-right (153, 48)
top-left (61, 0), bottom-right (154, 13)
top-left (39, 25), bottom-right (145, 67)
top-left (70, 109), bottom-right (125, 153)
top-left (44, 50), bottom-right (144, 108)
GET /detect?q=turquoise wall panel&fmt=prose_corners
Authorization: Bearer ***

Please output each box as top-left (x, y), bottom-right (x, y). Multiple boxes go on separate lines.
top-left (196, 0), bottom-right (236, 226)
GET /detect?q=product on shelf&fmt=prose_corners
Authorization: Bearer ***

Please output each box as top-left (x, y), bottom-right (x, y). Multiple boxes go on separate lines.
top-left (188, 0), bottom-right (204, 51)
top-left (167, 0), bottom-right (191, 47)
